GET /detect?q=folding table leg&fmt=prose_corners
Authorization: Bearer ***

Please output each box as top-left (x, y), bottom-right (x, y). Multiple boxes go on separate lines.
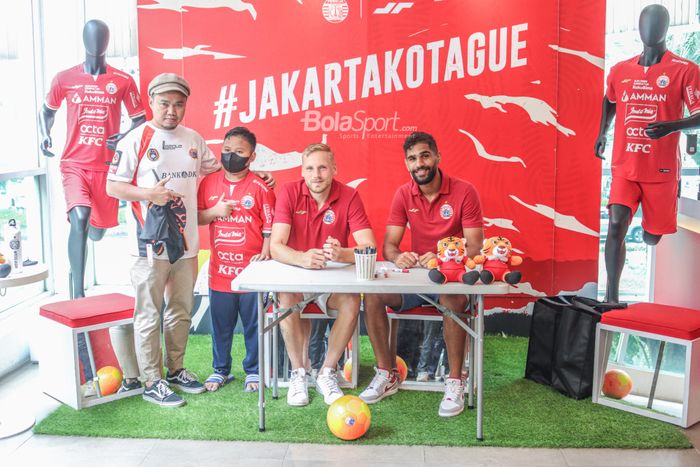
top-left (272, 297), bottom-right (279, 400)
top-left (476, 294), bottom-right (484, 441)
top-left (467, 314), bottom-right (475, 409)
top-left (258, 292), bottom-right (265, 432)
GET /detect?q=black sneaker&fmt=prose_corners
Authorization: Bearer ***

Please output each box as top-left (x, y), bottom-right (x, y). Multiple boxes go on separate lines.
top-left (142, 380), bottom-right (185, 407)
top-left (166, 368), bottom-right (206, 394)
top-left (118, 378), bottom-right (143, 393)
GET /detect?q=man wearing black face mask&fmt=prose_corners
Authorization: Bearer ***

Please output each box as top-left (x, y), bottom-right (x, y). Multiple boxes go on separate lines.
top-left (197, 127), bottom-right (276, 392)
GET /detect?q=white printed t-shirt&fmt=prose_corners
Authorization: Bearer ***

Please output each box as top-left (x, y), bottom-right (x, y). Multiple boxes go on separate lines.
top-left (108, 121), bottom-right (220, 260)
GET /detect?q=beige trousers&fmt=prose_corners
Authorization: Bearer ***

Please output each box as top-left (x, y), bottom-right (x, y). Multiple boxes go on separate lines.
top-left (130, 256), bottom-right (196, 383)
top-left (108, 325), bottom-right (140, 379)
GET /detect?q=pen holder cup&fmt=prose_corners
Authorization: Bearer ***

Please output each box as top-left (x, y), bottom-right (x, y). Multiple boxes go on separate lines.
top-left (354, 253), bottom-right (377, 281)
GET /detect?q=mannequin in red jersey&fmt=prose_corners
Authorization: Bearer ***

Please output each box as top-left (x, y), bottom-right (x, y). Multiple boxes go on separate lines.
top-left (38, 20), bottom-right (146, 299)
top-left (594, 4), bottom-right (700, 303)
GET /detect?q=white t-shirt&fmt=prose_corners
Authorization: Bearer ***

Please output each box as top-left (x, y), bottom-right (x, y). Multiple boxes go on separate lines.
top-left (108, 121), bottom-right (220, 260)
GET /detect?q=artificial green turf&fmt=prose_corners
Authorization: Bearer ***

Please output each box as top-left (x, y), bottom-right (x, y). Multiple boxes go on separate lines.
top-left (34, 335), bottom-right (691, 448)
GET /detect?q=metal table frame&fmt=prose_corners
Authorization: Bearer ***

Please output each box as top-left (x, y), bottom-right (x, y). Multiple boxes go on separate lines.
top-left (232, 260), bottom-right (510, 441)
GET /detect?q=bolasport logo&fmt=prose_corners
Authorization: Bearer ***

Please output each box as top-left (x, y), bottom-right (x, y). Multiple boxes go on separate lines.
top-left (300, 109), bottom-right (417, 140)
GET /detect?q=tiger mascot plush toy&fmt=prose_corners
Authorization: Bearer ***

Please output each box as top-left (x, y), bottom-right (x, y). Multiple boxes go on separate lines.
top-left (426, 236), bottom-right (472, 284)
top-left (463, 235), bottom-right (522, 285)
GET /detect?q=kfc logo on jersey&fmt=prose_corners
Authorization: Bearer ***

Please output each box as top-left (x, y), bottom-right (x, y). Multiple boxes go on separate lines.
top-left (147, 148), bottom-right (159, 161)
top-left (624, 104), bottom-right (657, 124)
top-left (323, 209), bottom-right (336, 225)
top-left (241, 195), bottom-right (255, 209)
top-left (440, 203), bottom-right (454, 220)
top-left (214, 227), bottom-right (246, 248)
top-left (322, 0), bottom-right (349, 23)
top-left (105, 82), bottom-right (118, 94)
top-left (656, 74), bottom-right (670, 88)
top-left (625, 143), bottom-right (651, 154)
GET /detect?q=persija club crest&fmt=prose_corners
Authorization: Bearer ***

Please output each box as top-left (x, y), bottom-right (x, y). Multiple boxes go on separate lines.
top-left (440, 203), bottom-right (454, 220)
top-left (323, 209), bottom-right (336, 224)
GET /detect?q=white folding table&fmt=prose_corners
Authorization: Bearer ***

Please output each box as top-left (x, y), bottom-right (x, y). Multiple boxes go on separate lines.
top-left (231, 260), bottom-right (510, 441)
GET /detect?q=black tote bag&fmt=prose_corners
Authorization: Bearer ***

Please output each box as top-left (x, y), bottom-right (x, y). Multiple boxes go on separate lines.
top-left (524, 296), bottom-right (575, 386)
top-left (550, 297), bottom-right (626, 400)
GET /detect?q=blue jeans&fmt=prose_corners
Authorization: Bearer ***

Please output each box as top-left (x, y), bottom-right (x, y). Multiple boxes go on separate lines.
top-left (209, 290), bottom-right (259, 376)
top-left (77, 332), bottom-right (94, 380)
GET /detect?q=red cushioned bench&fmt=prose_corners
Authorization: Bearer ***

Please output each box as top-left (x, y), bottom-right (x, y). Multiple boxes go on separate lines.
top-left (592, 303), bottom-right (700, 427)
top-left (39, 293), bottom-right (142, 410)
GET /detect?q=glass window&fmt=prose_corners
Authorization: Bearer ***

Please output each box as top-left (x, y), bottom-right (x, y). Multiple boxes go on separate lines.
top-left (0, 176), bottom-right (46, 312)
top-left (0, 1), bottom-right (40, 173)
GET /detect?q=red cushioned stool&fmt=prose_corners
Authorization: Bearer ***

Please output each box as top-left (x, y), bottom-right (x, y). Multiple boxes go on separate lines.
top-left (39, 293), bottom-right (142, 409)
top-left (592, 303), bottom-right (700, 427)
top-left (263, 299), bottom-right (359, 390)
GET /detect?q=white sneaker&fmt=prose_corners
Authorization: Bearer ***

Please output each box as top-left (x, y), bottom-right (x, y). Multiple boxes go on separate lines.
top-left (416, 371), bottom-right (430, 382)
top-left (287, 368), bottom-right (309, 406)
top-left (439, 378), bottom-right (465, 417)
top-left (315, 367), bottom-right (344, 405)
top-left (82, 380), bottom-right (97, 398)
top-left (359, 368), bottom-right (400, 404)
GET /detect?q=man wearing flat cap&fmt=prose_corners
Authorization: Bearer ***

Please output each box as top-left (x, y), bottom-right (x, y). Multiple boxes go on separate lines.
top-left (107, 72), bottom-right (221, 407)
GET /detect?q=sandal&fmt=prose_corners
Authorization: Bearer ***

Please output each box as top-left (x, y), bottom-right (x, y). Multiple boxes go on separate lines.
top-left (204, 373), bottom-right (234, 392)
top-left (244, 374), bottom-right (259, 392)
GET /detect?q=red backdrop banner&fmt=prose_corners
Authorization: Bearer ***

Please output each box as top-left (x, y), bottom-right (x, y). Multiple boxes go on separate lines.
top-left (136, 0), bottom-right (605, 317)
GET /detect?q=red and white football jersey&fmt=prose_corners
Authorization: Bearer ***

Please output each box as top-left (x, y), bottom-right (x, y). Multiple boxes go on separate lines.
top-left (606, 52), bottom-right (700, 182)
top-left (45, 64), bottom-right (145, 172)
top-left (197, 171), bottom-right (276, 292)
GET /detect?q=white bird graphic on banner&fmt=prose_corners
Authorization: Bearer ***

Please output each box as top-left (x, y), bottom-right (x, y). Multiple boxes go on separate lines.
top-left (458, 129), bottom-right (526, 167)
top-left (509, 282), bottom-right (547, 297)
top-left (346, 178), bottom-right (367, 189)
top-left (139, 0), bottom-right (257, 20)
top-left (250, 144), bottom-right (302, 171)
top-left (206, 139), bottom-right (302, 171)
top-left (483, 217), bottom-right (520, 232)
top-left (149, 45), bottom-right (245, 60)
top-left (509, 195), bottom-right (598, 237)
top-left (464, 93), bottom-right (575, 136)
top-left (549, 44), bottom-right (604, 69)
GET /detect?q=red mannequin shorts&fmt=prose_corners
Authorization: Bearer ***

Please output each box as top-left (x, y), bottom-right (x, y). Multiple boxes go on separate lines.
top-left (608, 176), bottom-right (678, 235)
top-left (61, 165), bottom-right (119, 229)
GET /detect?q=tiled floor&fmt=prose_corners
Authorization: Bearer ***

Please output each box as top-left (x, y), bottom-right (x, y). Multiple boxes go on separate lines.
top-left (1, 363), bottom-right (700, 466)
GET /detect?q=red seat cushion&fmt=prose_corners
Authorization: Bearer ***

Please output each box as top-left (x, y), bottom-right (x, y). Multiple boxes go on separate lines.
top-left (386, 305), bottom-right (439, 316)
top-left (266, 303), bottom-right (323, 315)
top-left (601, 303), bottom-right (700, 341)
top-left (40, 293), bottom-right (135, 329)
